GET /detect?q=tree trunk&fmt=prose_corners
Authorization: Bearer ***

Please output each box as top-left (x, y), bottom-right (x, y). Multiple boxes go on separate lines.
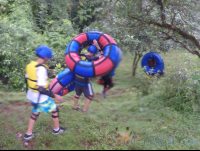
top-left (132, 51), bottom-right (143, 77)
top-left (132, 51), bottom-right (137, 76)
top-left (132, 65), bottom-right (138, 76)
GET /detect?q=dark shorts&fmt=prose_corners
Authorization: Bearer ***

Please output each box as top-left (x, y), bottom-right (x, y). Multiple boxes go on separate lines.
top-left (102, 75), bottom-right (113, 88)
top-left (75, 82), bottom-right (94, 98)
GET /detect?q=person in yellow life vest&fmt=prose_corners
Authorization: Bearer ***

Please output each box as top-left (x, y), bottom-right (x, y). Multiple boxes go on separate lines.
top-left (24, 46), bottom-right (67, 140)
top-left (73, 40), bottom-right (103, 113)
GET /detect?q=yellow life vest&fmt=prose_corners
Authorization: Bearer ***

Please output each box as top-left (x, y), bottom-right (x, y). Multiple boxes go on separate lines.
top-left (81, 55), bottom-right (86, 61)
top-left (25, 61), bottom-right (49, 93)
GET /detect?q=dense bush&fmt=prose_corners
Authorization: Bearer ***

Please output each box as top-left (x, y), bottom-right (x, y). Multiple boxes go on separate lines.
top-left (0, 0), bottom-right (77, 90)
top-left (0, 2), bottom-right (44, 91)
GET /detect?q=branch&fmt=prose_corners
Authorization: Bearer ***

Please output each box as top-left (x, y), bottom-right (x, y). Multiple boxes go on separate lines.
top-left (128, 14), bottom-right (200, 51)
top-left (162, 32), bottom-right (200, 58)
top-left (156, 0), bottom-right (166, 24)
top-left (179, 13), bottom-right (189, 25)
top-left (171, 12), bottom-right (176, 25)
top-left (144, 5), bottom-right (155, 15)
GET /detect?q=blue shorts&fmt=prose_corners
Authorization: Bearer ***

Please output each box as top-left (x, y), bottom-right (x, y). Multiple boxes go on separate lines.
top-left (31, 97), bottom-right (57, 113)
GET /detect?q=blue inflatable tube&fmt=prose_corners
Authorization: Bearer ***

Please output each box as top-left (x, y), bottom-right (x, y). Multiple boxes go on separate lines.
top-left (65, 31), bottom-right (123, 77)
top-left (141, 52), bottom-right (165, 75)
top-left (49, 31), bottom-right (123, 96)
top-left (49, 68), bottom-right (75, 96)
top-left (109, 47), bottom-right (123, 76)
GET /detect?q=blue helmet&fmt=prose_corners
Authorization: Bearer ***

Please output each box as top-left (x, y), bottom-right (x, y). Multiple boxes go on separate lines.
top-left (35, 45), bottom-right (53, 59)
top-left (88, 45), bottom-right (97, 54)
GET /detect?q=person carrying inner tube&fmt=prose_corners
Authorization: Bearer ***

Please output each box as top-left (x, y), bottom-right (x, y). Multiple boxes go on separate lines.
top-left (73, 40), bottom-right (103, 113)
top-left (94, 42), bottom-right (115, 98)
top-left (24, 46), bottom-right (68, 140)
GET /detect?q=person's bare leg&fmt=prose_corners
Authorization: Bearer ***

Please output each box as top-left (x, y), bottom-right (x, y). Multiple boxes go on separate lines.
top-left (52, 108), bottom-right (59, 130)
top-left (83, 97), bottom-right (91, 111)
top-left (26, 112), bottom-right (39, 134)
top-left (74, 95), bottom-right (79, 109)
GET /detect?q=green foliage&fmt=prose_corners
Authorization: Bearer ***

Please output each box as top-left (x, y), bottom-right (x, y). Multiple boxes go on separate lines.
top-left (52, 63), bottom-right (65, 78)
top-left (70, 0), bottom-right (104, 32)
top-left (144, 52), bottom-right (200, 113)
top-left (0, 0), bottom-right (15, 15)
top-left (31, 0), bottom-right (78, 72)
top-left (0, 0), bottom-right (77, 90)
top-left (0, 1), bottom-right (46, 91)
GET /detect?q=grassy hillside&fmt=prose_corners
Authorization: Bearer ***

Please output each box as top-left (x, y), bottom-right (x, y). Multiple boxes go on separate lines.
top-left (0, 50), bottom-right (200, 150)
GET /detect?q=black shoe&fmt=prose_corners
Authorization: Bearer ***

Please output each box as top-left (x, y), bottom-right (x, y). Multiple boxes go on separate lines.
top-left (24, 131), bottom-right (38, 140)
top-left (52, 127), bottom-right (68, 135)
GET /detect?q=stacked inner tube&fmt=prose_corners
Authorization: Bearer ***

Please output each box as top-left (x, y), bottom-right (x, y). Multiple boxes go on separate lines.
top-left (141, 52), bottom-right (165, 75)
top-left (49, 31), bottom-right (122, 96)
top-left (65, 31), bottom-right (122, 77)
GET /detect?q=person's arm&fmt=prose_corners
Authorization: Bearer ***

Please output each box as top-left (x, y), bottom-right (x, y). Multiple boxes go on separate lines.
top-left (38, 86), bottom-right (62, 101)
top-left (38, 87), bottom-right (54, 97)
top-left (92, 39), bottom-right (101, 50)
top-left (36, 66), bottom-right (63, 101)
top-left (100, 50), bottom-right (103, 55)
top-left (93, 39), bottom-right (104, 57)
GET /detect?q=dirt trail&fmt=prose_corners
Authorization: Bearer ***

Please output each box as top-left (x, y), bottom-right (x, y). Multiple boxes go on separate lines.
top-left (9, 101), bottom-right (32, 107)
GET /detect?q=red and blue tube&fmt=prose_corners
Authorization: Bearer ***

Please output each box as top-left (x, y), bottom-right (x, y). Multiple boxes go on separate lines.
top-left (65, 31), bottom-right (123, 77)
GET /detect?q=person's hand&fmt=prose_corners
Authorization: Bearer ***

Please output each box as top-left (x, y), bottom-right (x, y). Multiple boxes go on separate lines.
top-left (99, 55), bottom-right (103, 59)
top-left (93, 39), bottom-right (98, 46)
top-left (100, 50), bottom-right (103, 55)
top-left (93, 39), bottom-right (101, 50)
top-left (54, 94), bottom-right (63, 102)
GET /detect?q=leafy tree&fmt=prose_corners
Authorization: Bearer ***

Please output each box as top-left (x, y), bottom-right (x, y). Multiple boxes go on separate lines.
top-left (69, 0), bottom-right (105, 32)
top-left (30, 0), bottom-right (78, 70)
top-left (0, 0), bottom-right (77, 90)
top-left (0, 0), bottom-right (46, 90)
top-left (88, 0), bottom-right (200, 76)
top-left (115, 0), bottom-right (200, 57)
